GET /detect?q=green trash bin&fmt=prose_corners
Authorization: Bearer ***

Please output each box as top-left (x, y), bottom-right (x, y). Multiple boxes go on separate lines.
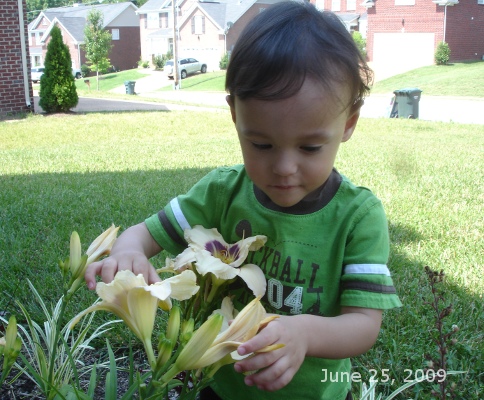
top-left (392, 88), bottom-right (422, 119)
top-left (124, 80), bottom-right (136, 95)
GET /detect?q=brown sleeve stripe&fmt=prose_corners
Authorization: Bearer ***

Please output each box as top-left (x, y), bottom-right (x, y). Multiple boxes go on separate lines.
top-left (341, 281), bottom-right (397, 294)
top-left (157, 210), bottom-right (186, 247)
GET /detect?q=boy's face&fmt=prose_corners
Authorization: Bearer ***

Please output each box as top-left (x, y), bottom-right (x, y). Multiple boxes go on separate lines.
top-left (228, 78), bottom-right (360, 208)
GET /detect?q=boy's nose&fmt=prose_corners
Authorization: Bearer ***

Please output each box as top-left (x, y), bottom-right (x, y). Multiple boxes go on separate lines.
top-left (272, 153), bottom-right (298, 177)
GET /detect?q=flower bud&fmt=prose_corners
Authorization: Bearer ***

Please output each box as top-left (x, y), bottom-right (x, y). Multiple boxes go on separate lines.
top-left (166, 306), bottom-right (180, 344)
top-left (175, 313), bottom-right (223, 371)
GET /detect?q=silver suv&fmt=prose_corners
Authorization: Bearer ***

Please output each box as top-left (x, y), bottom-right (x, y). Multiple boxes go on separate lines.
top-left (165, 58), bottom-right (207, 79)
top-left (31, 67), bottom-right (81, 83)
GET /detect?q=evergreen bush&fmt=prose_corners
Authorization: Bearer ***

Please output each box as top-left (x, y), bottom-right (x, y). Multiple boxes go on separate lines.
top-left (219, 53), bottom-right (229, 70)
top-left (38, 26), bottom-right (78, 113)
top-left (435, 42), bottom-right (451, 65)
top-left (352, 31), bottom-right (367, 60)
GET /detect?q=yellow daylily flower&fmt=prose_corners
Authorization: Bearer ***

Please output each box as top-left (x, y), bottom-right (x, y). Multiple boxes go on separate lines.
top-left (173, 297), bottom-right (282, 372)
top-left (86, 224), bottom-right (120, 265)
top-left (161, 226), bottom-right (268, 297)
top-left (70, 269), bottom-right (199, 367)
top-left (67, 225), bottom-right (120, 295)
top-left (194, 296), bottom-right (282, 370)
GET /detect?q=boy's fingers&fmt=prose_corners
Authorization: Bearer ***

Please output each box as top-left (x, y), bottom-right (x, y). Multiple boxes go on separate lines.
top-left (148, 267), bottom-right (162, 284)
top-left (100, 257), bottom-right (122, 284)
top-left (85, 261), bottom-right (103, 290)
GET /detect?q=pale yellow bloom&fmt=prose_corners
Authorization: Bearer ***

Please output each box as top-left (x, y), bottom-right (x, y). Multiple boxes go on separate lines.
top-left (175, 297), bottom-right (282, 371)
top-left (67, 225), bottom-right (120, 294)
top-left (144, 270), bottom-right (199, 310)
top-left (86, 224), bottom-right (120, 265)
top-left (0, 336), bottom-right (5, 347)
top-left (70, 269), bottom-right (199, 367)
top-left (161, 226), bottom-right (267, 297)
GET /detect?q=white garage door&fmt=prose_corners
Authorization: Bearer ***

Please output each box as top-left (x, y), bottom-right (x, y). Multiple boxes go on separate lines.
top-left (372, 33), bottom-right (435, 81)
top-left (179, 47), bottom-right (222, 71)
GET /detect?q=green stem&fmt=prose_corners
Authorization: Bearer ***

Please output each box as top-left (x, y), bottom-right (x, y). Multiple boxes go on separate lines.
top-left (143, 337), bottom-right (156, 370)
top-left (160, 364), bottom-right (181, 387)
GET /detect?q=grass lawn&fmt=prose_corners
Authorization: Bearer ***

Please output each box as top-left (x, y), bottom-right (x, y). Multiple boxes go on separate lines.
top-left (371, 61), bottom-right (484, 97)
top-left (1, 111), bottom-right (483, 398)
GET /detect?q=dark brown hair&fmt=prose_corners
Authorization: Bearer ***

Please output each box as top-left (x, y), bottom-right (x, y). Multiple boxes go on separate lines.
top-left (225, 1), bottom-right (372, 108)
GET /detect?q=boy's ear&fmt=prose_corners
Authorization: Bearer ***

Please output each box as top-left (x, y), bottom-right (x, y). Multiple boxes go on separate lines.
top-left (342, 101), bottom-right (362, 142)
top-left (226, 95), bottom-right (236, 123)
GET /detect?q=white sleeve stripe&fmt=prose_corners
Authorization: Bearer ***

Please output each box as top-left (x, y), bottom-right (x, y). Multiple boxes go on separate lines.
top-left (170, 198), bottom-right (191, 231)
top-left (344, 264), bottom-right (391, 276)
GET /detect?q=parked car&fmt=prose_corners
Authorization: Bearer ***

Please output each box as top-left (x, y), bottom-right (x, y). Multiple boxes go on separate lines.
top-left (31, 67), bottom-right (44, 83)
top-left (31, 67), bottom-right (82, 83)
top-left (165, 58), bottom-right (207, 79)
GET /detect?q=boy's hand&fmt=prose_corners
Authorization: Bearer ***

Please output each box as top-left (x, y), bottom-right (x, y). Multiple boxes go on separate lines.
top-left (233, 307), bottom-right (382, 391)
top-left (84, 222), bottom-right (163, 289)
top-left (85, 252), bottom-right (161, 290)
top-left (234, 315), bottom-right (306, 391)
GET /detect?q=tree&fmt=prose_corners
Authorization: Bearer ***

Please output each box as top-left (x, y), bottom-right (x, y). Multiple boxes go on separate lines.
top-left (83, 9), bottom-right (113, 90)
top-left (38, 25), bottom-right (78, 113)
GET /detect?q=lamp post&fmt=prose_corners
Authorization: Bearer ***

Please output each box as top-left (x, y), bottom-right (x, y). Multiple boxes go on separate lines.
top-left (433, 0), bottom-right (459, 43)
top-left (172, 0), bottom-right (180, 89)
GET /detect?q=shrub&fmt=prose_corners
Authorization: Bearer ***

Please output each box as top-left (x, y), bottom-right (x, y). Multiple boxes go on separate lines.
top-left (138, 58), bottom-right (150, 68)
top-left (352, 31), bottom-right (367, 60)
top-left (435, 41), bottom-right (451, 65)
top-left (38, 26), bottom-right (78, 113)
top-left (219, 53), bottom-right (229, 70)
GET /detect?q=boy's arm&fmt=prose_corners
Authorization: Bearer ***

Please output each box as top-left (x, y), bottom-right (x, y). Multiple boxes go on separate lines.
top-left (234, 307), bottom-right (382, 392)
top-left (84, 222), bottom-right (163, 289)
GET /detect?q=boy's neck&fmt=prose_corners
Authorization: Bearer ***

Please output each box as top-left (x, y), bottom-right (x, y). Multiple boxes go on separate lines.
top-left (253, 169), bottom-right (342, 215)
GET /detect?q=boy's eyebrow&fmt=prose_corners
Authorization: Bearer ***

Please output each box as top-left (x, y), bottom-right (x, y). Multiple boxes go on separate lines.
top-left (241, 129), bottom-right (332, 140)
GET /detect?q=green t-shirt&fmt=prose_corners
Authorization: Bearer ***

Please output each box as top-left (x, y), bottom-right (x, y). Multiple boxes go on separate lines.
top-left (145, 165), bottom-right (402, 400)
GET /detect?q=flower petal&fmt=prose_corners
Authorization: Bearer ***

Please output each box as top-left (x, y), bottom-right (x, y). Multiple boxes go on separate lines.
top-left (165, 270), bottom-right (199, 300)
top-left (228, 235), bottom-right (267, 268)
top-left (194, 250), bottom-right (238, 279)
top-left (86, 225), bottom-right (119, 265)
top-left (128, 287), bottom-right (158, 342)
top-left (185, 226), bottom-right (228, 251)
top-left (238, 264), bottom-right (267, 297)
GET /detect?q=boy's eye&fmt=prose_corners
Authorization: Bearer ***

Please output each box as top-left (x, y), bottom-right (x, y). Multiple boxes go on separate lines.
top-left (251, 142), bottom-right (272, 150)
top-left (300, 146), bottom-right (322, 153)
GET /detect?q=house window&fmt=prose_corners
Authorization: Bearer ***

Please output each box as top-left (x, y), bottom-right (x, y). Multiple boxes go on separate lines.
top-left (395, 0), bottom-right (415, 4)
top-left (347, 0), bottom-right (356, 10)
top-left (191, 15), bottom-right (205, 35)
top-left (332, 0), bottom-right (341, 11)
top-left (161, 12), bottom-right (169, 28)
top-left (147, 12), bottom-right (160, 29)
top-left (35, 32), bottom-right (43, 45)
top-left (112, 29), bottom-right (119, 40)
top-left (315, 0), bottom-right (324, 9)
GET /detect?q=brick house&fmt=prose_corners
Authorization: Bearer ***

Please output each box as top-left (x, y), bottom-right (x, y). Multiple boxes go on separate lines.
top-left (136, 0), bottom-right (282, 70)
top-left (28, 2), bottom-right (141, 72)
top-left (313, 0), bottom-right (484, 79)
top-left (0, 0), bottom-right (34, 118)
